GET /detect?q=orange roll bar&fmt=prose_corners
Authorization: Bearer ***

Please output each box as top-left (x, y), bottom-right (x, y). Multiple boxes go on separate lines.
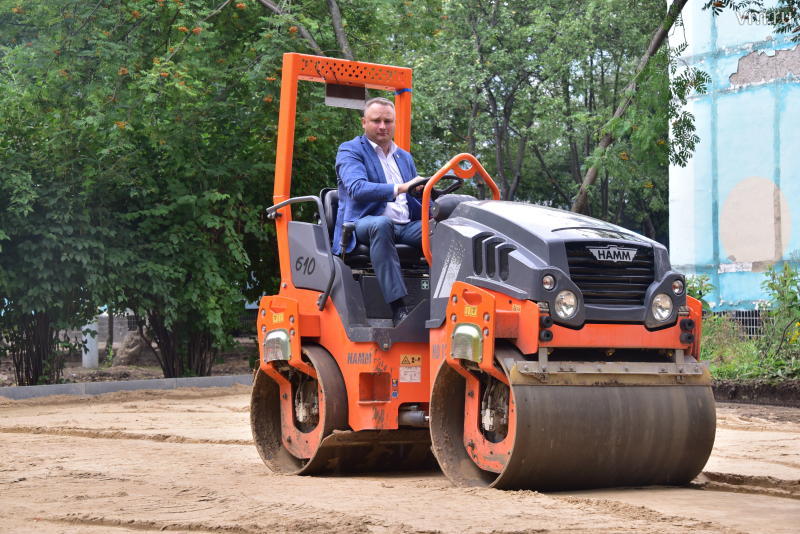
top-left (272, 53), bottom-right (413, 289)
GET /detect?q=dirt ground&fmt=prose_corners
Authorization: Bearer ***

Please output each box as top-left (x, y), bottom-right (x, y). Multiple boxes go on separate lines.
top-left (1, 389), bottom-right (799, 534)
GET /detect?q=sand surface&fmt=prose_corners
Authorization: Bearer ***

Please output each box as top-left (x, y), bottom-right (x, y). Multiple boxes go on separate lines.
top-left (1, 387), bottom-right (799, 533)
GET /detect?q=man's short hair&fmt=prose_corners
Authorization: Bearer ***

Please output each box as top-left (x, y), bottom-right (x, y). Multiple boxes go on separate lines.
top-left (363, 97), bottom-right (394, 115)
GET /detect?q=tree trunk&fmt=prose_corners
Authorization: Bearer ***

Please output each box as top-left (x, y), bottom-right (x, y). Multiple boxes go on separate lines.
top-left (562, 77), bottom-right (583, 185)
top-left (141, 312), bottom-right (175, 377)
top-left (466, 93), bottom-right (487, 199)
top-left (532, 144), bottom-right (571, 206)
top-left (508, 116), bottom-right (533, 200)
top-left (644, 214), bottom-right (656, 239)
top-left (484, 84), bottom-right (510, 198)
top-left (327, 0), bottom-right (353, 60)
top-left (140, 311), bottom-right (216, 378)
top-left (106, 309), bottom-right (114, 363)
top-left (7, 312), bottom-right (68, 386)
top-left (187, 331), bottom-right (216, 377)
top-left (614, 189), bottom-right (625, 225)
top-left (571, 0), bottom-right (690, 214)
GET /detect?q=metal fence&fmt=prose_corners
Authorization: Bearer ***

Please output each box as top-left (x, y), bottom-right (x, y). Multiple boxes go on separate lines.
top-left (708, 309), bottom-right (763, 339)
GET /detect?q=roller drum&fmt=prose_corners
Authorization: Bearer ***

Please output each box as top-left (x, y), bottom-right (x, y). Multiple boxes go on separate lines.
top-left (431, 350), bottom-right (716, 490)
top-left (251, 344), bottom-right (434, 476)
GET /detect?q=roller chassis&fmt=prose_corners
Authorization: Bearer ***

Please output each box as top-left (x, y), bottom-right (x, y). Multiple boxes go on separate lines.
top-left (251, 52), bottom-right (716, 490)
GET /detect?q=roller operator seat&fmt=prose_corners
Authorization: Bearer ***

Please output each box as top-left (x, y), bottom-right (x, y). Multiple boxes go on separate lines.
top-left (321, 188), bottom-right (425, 269)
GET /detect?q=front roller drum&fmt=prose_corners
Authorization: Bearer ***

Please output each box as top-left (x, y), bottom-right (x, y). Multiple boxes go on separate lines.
top-left (430, 346), bottom-right (717, 490)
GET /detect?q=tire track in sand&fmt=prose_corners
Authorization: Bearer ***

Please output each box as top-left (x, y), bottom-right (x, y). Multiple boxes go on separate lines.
top-left (46, 509), bottom-right (441, 534)
top-left (692, 472), bottom-right (800, 500)
top-left (0, 425), bottom-right (251, 445)
top-left (553, 496), bottom-right (743, 534)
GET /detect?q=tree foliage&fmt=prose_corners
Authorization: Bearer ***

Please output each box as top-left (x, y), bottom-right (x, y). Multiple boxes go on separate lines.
top-left (407, 0), bottom-right (706, 243)
top-left (0, 0), bottom-right (349, 380)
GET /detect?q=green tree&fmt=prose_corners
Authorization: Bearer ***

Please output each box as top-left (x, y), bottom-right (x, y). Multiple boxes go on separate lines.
top-left (0, 3), bottom-right (121, 384)
top-left (407, 0), bottom-right (706, 243)
top-left (0, 0), bottom-right (366, 380)
top-left (0, 167), bottom-right (100, 384)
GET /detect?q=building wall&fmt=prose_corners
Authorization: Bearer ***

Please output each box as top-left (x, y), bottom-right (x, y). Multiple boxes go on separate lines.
top-left (64, 313), bottom-right (136, 348)
top-left (669, 1), bottom-right (800, 310)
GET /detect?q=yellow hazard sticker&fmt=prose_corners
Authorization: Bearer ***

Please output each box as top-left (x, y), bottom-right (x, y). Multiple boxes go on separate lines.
top-left (464, 305), bottom-right (478, 317)
top-left (400, 354), bottom-right (422, 366)
top-left (272, 312), bottom-right (284, 324)
top-left (511, 303), bottom-right (521, 312)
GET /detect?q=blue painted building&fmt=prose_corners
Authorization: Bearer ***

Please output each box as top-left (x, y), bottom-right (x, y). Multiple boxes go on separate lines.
top-left (669, 2), bottom-right (800, 311)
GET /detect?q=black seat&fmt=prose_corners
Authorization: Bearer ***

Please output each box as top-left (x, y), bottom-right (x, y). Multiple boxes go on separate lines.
top-left (431, 194), bottom-right (477, 221)
top-left (320, 188), bottom-right (425, 268)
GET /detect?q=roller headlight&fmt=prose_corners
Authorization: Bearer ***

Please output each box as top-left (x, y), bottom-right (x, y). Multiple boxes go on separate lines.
top-left (554, 290), bottom-right (577, 319)
top-left (651, 293), bottom-right (673, 322)
top-left (451, 323), bottom-right (483, 363)
top-left (263, 329), bottom-right (290, 362)
top-left (671, 278), bottom-right (685, 295)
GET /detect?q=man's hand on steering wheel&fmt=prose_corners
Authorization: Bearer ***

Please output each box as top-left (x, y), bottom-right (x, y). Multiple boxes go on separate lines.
top-left (397, 175), bottom-right (428, 195)
top-left (403, 173), bottom-right (464, 199)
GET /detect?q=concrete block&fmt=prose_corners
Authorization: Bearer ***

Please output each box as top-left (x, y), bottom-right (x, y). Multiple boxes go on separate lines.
top-left (176, 375), bottom-right (252, 388)
top-left (0, 375), bottom-right (253, 400)
top-left (83, 379), bottom-right (177, 395)
top-left (0, 382), bottom-right (86, 400)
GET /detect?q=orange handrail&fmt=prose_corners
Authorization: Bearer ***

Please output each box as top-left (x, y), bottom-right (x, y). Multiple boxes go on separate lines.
top-left (420, 154), bottom-right (501, 265)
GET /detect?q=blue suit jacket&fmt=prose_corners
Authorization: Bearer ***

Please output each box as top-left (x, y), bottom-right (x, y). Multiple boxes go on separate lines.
top-left (333, 135), bottom-right (422, 254)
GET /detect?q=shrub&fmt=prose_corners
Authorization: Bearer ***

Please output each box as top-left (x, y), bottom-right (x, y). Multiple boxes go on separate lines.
top-left (702, 314), bottom-right (761, 379)
top-left (686, 274), bottom-right (714, 311)
top-left (756, 263), bottom-right (800, 378)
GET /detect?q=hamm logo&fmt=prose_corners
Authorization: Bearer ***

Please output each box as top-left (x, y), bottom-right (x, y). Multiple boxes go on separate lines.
top-left (587, 245), bottom-right (637, 263)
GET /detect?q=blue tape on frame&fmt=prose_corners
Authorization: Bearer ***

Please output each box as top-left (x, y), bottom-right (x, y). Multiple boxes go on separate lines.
top-left (395, 88), bottom-right (412, 95)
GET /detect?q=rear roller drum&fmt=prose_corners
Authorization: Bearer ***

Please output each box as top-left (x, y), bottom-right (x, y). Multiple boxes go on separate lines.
top-left (250, 344), bottom-right (347, 475)
top-left (430, 345), bottom-right (717, 490)
top-left (251, 344), bottom-right (435, 475)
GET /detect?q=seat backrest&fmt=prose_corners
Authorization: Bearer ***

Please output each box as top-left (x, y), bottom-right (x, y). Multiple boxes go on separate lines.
top-left (432, 194), bottom-right (477, 221)
top-left (320, 188), bottom-right (338, 239)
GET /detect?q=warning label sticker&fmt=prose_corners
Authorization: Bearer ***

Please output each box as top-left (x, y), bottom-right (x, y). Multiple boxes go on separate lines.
top-left (399, 354), bottom-right (422, 383)
top-left (399, 366), bottom-right (421, 383)
top-left (400, 354), bottom-right (422, 366)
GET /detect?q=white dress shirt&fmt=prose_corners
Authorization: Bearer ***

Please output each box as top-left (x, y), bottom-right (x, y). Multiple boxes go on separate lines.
top-left (368, 139), bottom-right (410, 224)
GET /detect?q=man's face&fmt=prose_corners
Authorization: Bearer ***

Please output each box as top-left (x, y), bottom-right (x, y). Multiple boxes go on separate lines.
top-left (362, 103), bottom-right (395, 148)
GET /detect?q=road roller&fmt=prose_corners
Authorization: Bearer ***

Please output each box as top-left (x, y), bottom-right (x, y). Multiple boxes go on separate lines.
top-left (251, 53), bottom-right (716, 490)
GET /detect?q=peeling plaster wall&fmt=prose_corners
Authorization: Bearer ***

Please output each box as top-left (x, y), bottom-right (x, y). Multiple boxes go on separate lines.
top-left (668, 1), bottom-right (800, 310)
top-left (730, 46), bottom-right (800, 85)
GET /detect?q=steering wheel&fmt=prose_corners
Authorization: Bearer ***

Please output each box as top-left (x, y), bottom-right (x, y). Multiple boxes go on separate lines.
top-left (409, 173), bottom-right (464, 199)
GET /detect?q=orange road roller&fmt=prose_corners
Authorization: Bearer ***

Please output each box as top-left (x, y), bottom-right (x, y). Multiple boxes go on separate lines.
top-left (251, 53), bottom-right (715, 490)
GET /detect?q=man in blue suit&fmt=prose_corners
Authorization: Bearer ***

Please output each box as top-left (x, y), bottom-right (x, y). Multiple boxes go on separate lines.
top-left (333, 97), bottom-right (427, 324)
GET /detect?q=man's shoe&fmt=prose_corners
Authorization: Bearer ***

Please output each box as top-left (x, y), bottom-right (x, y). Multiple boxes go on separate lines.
top-left (392, 305), bottom-right (413, 326)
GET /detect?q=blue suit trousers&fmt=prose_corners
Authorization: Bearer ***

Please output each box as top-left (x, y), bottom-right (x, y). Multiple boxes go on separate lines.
top-left (354, 216), bottom-right (422, 303)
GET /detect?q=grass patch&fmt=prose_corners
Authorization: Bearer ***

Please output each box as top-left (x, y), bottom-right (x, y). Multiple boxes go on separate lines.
top-left (704, 314), bottom-right (800, 380)
top-left (691, 265), bottom-right (800, 381)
